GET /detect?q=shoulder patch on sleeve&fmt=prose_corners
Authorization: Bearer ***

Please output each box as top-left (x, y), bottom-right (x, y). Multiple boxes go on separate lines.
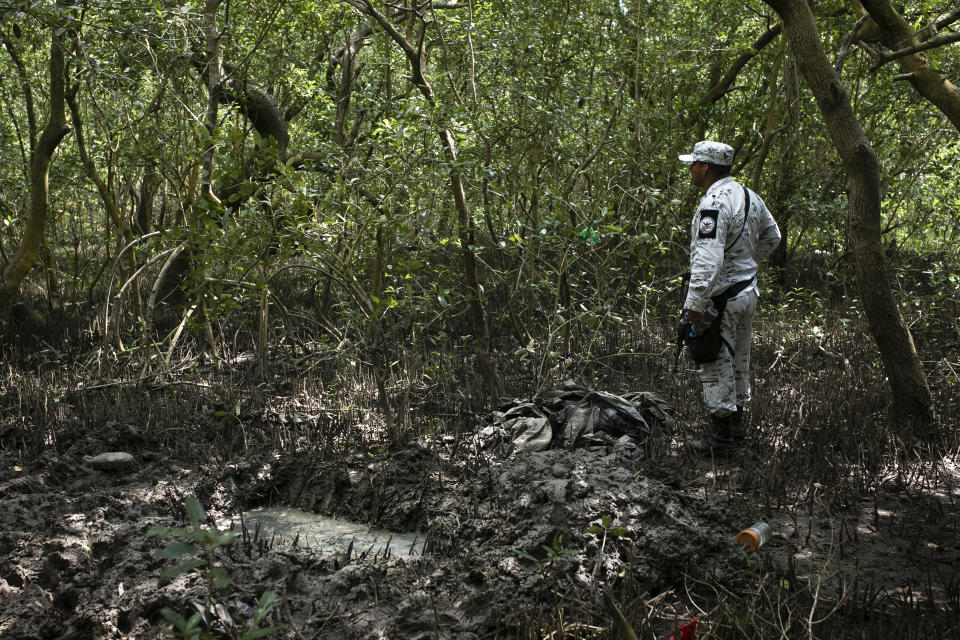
top-left (697, 209), bottom-right (718, 239)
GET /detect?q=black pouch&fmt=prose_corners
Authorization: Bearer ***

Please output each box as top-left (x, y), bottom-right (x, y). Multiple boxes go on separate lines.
top-left (680, 296), bottom-right (729, 364)
top-left (680, 277), bottom-right (754, 364)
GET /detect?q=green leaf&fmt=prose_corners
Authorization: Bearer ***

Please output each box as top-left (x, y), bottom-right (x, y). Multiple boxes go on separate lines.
top-left (159, 559), bottom-right (205, 582)
top-left (251, 604), bottom-right (273, 626)
top-left (256, 590), bottom-right (278, 610)
top-left (146, 525), bottom-right (169, 537)
top-left (185, 611), bottom-right (204, 630)
top-left (184, 497), bottom-right (205, 524)
top-left (156, 541), bottom-right (199, 559)
top-left (160, 608), bottom-right (188, 630)
top-left (209, 567), bottom-right (232, 589)
top-left (511, 549), bottom-right (541, 567)
top-left (214, 531), bottom-right (238, 546)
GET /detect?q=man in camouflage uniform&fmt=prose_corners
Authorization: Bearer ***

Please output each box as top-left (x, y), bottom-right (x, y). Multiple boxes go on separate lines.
top-left (678, 141), bottom-right (781, 454)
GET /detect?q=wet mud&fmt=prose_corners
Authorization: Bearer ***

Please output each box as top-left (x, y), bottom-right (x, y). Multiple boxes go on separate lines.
top-left (1, 412), bottom-right (956, 638)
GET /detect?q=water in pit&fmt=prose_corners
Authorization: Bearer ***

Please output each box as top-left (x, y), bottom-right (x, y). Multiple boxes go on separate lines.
top-left (218, 507), bottom-right (425, 557)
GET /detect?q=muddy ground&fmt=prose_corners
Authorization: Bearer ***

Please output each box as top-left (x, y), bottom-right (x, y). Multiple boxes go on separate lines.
top-left (1, 403), bottom-right (958, 639)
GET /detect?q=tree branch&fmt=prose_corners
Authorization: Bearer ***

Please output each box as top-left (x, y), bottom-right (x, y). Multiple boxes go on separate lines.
top-left (858, 0), bottom-right (960, 132)
top-left (342, 0), bottom-right (417, 59)
top-left (835, 14), bottom-right (870, 75)
top-left (917, 6), bottom-right (960, 41)
top-left (870, 31), bottom-right (960, 69)
top-left (699, 21), bottom-right (783, 105)
top-left (563, 80), bottom-right (624, 198)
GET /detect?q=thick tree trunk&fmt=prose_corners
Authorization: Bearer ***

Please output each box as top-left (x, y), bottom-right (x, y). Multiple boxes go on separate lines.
top-left (762, 0), bottom-right (935, 435)
top-left (220, 62), bottom-right (290, 157)
top-left (0, 24), bottom-right (70, 316)
top-left (857, 0), bottom-right (960, 132)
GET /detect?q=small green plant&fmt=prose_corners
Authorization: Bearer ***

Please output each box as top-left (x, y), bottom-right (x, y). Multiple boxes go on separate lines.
top-left (147, 496), bottom-right (280, 640)
top-left (588, 515), bottom-right (627, 578)
top-left (512, 532), bottom-right (583, 570)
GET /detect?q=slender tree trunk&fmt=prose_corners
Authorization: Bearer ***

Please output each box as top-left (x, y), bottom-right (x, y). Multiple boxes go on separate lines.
top-left (366, 224), bottom-right (396, 432)
top-left (201, 0), bottom-right (223, 205)
top-left (751, 36), bottom-right (788, 191)
top-left (762, 0), bottom-right (934, 435)
top-left (346, 0), bottom-right (503, 402)
top-left (443, 128), bottom-right (503, 402)
top-left (0, 19), bottom-right (70, 316)
top-left (770, 53), bottom-right (801, 280)
top-left (67, 87), bottom-right (147, 346)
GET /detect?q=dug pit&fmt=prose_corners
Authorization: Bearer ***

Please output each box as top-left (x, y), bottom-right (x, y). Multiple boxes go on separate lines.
top-left (217, 507), bottom-right (426, 557)
top-left (0, 383), bottom-right (755, 639)
top-left (196, 383), bottom-right (751, 637)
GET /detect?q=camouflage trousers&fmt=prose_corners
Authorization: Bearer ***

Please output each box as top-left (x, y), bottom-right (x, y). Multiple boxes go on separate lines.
top-left (699, 288), bottom-right (758, 416)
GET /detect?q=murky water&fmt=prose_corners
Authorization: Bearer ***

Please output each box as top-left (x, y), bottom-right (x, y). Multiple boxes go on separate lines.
top-left (218, 507), bottom-right (425, 557)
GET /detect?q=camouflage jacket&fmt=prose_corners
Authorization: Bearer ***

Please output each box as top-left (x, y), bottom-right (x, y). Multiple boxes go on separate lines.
top-left (684, 177), bottom-right (781, 312)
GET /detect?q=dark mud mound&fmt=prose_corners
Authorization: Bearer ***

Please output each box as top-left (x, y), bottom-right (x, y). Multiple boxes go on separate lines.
top-left (256, 420), bottom-right (739, 636)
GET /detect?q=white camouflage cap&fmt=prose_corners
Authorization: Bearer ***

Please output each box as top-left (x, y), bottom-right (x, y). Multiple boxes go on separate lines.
top-left (678, 140), bottom-right (734, 166)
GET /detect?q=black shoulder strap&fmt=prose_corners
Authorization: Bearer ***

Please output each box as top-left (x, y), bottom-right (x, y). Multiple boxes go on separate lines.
top-left (725, 185), bottom-right (750, 250)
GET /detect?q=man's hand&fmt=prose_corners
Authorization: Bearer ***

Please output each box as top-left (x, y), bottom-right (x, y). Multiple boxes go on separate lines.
top-left (683, 309), bottom-right (710, 334)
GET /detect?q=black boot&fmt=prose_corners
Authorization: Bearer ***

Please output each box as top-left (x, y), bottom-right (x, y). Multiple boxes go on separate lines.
top-left (730, 406), bottom-right (746, 443)
top-left (688, 413), bottom-right (738, 456)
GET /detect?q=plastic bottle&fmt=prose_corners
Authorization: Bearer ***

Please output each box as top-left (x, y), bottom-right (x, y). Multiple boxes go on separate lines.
top-left (687, 304), bottom-right (718, 338)
top-left (736, 522), bottom-right (772, 551)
